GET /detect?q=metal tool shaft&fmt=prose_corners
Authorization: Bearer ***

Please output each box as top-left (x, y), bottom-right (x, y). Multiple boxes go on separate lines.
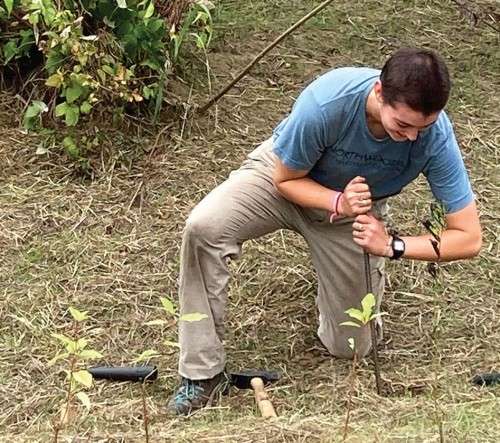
top-left (364, 251), bottom-right (382, 395)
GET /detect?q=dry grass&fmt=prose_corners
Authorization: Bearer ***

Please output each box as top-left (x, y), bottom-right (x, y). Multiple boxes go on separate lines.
top-left (0, 0), bottom-right (499, 441)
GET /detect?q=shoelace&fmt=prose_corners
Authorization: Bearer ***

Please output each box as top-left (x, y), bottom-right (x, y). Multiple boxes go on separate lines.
top-left (175, 379), bottom-right (204, 404)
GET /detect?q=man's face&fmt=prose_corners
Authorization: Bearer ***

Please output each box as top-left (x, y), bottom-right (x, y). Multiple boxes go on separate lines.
top-left (379, 101), bottom-right (439, 142)
top-left (374, 81), bottom-right (440, 142)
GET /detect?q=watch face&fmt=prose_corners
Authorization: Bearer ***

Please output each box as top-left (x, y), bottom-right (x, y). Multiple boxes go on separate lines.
top-left (394, 239), bottom-right (405, 252)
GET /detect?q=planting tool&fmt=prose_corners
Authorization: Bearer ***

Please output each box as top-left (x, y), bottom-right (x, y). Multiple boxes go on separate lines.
top-left (88, 365), bottom-right (158, 382)
top-left (363, 251), bottom-right (382, 395)
top-left (230, 369), bottom-right (280, 418)
top-left (471, 372), bottom-right (500, 387)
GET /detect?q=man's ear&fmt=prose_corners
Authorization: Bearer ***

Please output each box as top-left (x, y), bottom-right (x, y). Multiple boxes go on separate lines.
top-left (374, 80), bottom-right (383, 103)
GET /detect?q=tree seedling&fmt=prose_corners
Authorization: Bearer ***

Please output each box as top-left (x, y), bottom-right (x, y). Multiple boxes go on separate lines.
top-left (137, 296), bottom-right (207, 441)
top-left (423, 201), bottom-right (448, 441)
top-left (132, 350), bottom-right (161, 443)
top-left (340, 293), bottom-right (383, 442)
top-left (421, 201), bottom-right (446, 278)
top-left (143, 295), bottom-right (208, 362)
top-left (50, 307), bottom-right (103, 443)
top-left (145, 296), bottom-right (208, 349)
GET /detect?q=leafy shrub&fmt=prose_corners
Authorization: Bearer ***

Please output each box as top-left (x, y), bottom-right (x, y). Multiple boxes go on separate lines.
top-left (0, 0), bottom-right (214, 131)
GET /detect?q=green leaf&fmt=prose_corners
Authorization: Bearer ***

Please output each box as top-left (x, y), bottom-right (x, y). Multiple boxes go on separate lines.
top-left (63, 136), bottom-right (80, 159)
top-left (46, 73), bottom-right (63, 88)
top-left (144, 1), bottom-right (154, 19)
top-left (140, 59), bottom-right (161, 71)
top-left (75, 338), bottom-right (88, 351)
top-left (80, 101), bottom-right (92, 114)
top-left (52, 333), bottom-right (74, 347)
top-left (65, 83), bottom-right (84, 104)
top-left (46, 50), bottom-right (65, 74)
top-left (345, 308), bottom-right (364, 323)
top-left (24, 101), bottom-right (47, 119)
top-left (4, 0), bottom-right (13, 16)
top-left (340, 321), bottom-right (361, 328)
top-left (96, 68), bottom-right (106, 83)
top-left (69, 307), bottom-right (88, 322)
top-left (72, 370), bottom-right (93, 388)
top-left (55, 102), bottom-right (68, 117)
top-left (64, 105), bottom-right (80, 126)
top-left (116, 0), bottom-right (127, 8)
top-left (79, 349), bottom-right (103, 360)
top-left (133, 349), bottom-right (160, 363)
top-left (23, 101), bottom-right (48, 129)
top-left (3, 39), bottom-right (18, 64)
top-left (179, 312), bottom-right (208, 322)
top-left (361, 293), bottom-right (376, 321)
top-left (76, 391), bottom-right (91, 410)
top-left (52, 333), bottom-right (77, 353)
top-left (56, 102), bottom-right (81, 126)
top-left (160, 297), bottom-right (176, 315)
top-left (102, 65), bottom-right (114, 75)
top-left (27, 11), bottom-right (39, 25)
top-left (148, 18), bottom-right (164, 33)
top-left (430, 201), bottom-right (446, 229)
top-left (47, 352), bottom-right (70, 366)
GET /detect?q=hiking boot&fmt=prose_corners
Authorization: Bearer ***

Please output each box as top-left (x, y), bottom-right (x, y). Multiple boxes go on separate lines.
top-left (167, 372), bottom-right (231, 416)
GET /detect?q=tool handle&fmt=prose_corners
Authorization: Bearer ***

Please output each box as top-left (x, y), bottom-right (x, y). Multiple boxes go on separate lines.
top-left (250, 377), bottom-right (277, 418)
top-left (472, 372), bottom-right (500, 386)
top-left (88, 366), bottom-right (158, 382)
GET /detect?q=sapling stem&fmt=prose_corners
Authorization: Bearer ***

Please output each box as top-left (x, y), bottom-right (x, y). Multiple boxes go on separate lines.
top-left (423, 202), bottom-right (447, 441)
top-left (53, 320), bottom-right (79, 443)
top-left (141, 381), bottom-right (149, 443)
top-left (342, 349), bottom-right (357, 442)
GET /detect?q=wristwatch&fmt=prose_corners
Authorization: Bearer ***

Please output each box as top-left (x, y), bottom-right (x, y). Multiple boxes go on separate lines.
top-left (390, 235), bottom-right (405, 260)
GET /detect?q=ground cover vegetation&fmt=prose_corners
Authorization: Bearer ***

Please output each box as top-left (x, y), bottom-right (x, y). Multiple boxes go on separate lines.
top-left (0, 0), bottom-right (499, 441)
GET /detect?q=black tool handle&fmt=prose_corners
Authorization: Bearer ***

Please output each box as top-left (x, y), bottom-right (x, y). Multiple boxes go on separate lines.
top-left (471, 372), bottom-right (500, 386)
top-left (88, 366), bottom-right (158, 382)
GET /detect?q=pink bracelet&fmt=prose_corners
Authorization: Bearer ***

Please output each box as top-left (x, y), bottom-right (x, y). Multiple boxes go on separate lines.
top-left (329, 192), bottom-right (343, 223)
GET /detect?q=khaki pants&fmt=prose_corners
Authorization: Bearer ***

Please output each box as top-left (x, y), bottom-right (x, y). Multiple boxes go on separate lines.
top-left (178, 138), bottom-right (387, 380)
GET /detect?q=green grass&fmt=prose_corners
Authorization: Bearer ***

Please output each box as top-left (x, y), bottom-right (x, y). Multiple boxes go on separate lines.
top-left (0, 0), bottom-right (499, 441)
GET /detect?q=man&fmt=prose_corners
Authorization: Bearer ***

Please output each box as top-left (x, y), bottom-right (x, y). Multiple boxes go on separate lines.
top-left (167, 47), bottom-right (482, 415)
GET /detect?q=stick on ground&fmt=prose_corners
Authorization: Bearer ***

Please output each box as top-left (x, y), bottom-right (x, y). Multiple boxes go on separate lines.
top-left (198, 0), bottom-right (336, 114)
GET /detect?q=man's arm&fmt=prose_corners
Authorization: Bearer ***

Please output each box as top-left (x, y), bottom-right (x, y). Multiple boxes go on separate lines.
top-left (353, 201), bottom-right (482, 261)
top-left (402, 201), bottom-right (482, 260)
top-left (273, 156), bottom-right (373, 216)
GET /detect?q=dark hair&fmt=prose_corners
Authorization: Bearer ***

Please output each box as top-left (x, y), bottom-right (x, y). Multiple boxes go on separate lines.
top-left (380, 48), bottom-right (451, 115)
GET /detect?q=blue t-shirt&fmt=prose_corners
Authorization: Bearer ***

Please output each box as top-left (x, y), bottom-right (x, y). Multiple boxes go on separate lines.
top-left (272, 67), bottom-right (474, 213)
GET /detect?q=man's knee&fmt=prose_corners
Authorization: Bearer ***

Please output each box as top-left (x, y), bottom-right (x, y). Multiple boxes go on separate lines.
top-left (184, 209), bottom-right (224, 244)
top-left (328, 340), bottom-right (372, 360)
top-left (318, 327), bottom-right (372, 360)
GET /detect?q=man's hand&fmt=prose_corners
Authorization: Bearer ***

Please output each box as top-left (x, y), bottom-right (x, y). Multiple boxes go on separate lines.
top-left (352, 213), bottom-right (392, 257)
top-left (340, 176), bottom-right (372, 217)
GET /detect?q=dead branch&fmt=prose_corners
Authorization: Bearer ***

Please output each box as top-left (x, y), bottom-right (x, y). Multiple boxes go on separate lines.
top-left (198, 0), bottom-right (336, 114)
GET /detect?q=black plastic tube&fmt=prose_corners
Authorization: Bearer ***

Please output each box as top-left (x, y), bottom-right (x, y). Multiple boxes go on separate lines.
top-left (88, 366), bottom-right (158, 382)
